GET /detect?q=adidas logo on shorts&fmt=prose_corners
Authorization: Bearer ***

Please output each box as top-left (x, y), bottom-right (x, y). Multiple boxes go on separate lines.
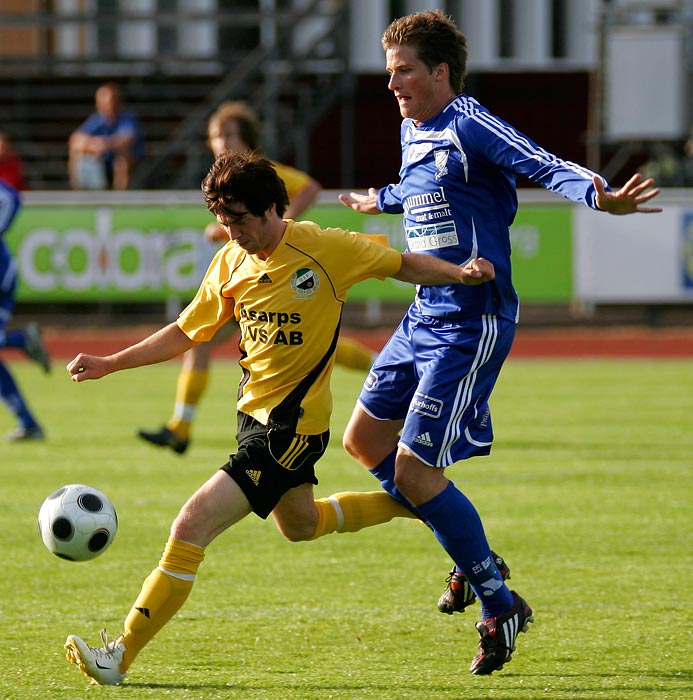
top-left (413, 432), bottom-right (434, 447)
top-left (246, 469), bottom-right (261, 485)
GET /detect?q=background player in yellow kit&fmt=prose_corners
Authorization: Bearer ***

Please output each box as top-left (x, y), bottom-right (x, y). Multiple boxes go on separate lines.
top-left (138, 101), bottom-right (374, 454)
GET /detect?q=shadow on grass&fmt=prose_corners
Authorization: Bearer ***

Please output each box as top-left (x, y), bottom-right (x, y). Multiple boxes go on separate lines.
top-left (123, 669), bottom-right (692, 696)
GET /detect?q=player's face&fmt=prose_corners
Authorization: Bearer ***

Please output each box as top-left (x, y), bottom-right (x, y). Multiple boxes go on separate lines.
top-left (385, 44), bottom-right (452, 124)
top-left (208, 119), bottom-right (248, 158)
top-left (216, 206), bottom-right (274, 256)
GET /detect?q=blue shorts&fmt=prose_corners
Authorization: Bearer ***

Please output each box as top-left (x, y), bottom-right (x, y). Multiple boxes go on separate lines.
top-left (358, 307), bottom-right (515, 467)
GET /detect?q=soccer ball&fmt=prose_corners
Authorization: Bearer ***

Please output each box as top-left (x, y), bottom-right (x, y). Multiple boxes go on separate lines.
top-left (38, 484), bottom-right (118, 562)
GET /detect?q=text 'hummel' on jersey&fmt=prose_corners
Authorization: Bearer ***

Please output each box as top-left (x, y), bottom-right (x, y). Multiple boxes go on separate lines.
top-left (403, 186), bottom-right (448, 216)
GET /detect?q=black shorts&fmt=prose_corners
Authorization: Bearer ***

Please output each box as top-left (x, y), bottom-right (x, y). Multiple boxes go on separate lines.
top-left (220, 412), bottom-right (328, 519)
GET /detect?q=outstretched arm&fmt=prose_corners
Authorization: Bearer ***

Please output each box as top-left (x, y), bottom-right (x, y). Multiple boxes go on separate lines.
top-left (395, 253), bottom-right (495, 286)
top-left (338, 187), bottom-right (382, 215)
top-left (593, 173), bottom-right (662, 214)
top-left (285, 176), bottom-right (322, 219)
top-left (66, 322), bottom-right (197, 382)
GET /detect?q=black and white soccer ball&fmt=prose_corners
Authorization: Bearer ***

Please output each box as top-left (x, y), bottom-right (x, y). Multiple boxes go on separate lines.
top-left (38, 484), bottom-right (118, 561)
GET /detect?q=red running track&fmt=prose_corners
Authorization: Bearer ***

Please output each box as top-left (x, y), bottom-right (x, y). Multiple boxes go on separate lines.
top-left (25, 325), bottom-right (693, 361)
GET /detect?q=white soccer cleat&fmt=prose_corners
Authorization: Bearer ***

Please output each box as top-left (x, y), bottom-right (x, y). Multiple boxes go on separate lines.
top-left (65, 629), bottom-right (127, 686)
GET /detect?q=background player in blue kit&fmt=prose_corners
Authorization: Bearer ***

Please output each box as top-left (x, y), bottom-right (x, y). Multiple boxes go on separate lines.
top-left (339, 10), bottom-right (662, 676)
top-left (0, 132), bottom-right (51, 441)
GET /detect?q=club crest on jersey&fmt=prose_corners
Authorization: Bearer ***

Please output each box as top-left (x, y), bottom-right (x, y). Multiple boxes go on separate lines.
top-left (291, 267), bottom-right (319, 298)
top-left (434, 149), bottom-right (449, 180)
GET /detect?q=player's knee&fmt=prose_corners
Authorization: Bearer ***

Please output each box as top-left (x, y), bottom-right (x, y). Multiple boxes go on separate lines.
top-left (393, 470), bottom-right (417, 501)
top-left (342, 423), bottom-right (368, 462)
top-left (275, 520), bottom-right (316, 542)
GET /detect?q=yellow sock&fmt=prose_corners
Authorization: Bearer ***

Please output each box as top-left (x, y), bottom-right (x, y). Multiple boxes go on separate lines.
top-left (335, 337), bottom-right (374, 372)
top-left (309, 491), bottom-right (417, 539)
top-left (167, 369), bottom-right (209, 439)
top-left (120, 538), bottom-right (205, 671)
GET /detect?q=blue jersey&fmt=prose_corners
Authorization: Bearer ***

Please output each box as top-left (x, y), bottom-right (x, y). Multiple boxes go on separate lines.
top-left (0, 179), bottom-right (21, 238)
top-left (377, 94), bottom-right (605, 322)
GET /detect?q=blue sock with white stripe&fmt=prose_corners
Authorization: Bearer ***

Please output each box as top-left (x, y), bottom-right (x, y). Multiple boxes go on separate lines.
top-left (417, 481), bottom-right (513, 618)
top-left (0, 361), bottom-right (39, 429)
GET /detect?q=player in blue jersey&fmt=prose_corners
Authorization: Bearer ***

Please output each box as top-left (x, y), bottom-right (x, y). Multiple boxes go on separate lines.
top-left (0, 134), bottom-right (51, 440)
top-left (339, 10), bottom-right (661, 676)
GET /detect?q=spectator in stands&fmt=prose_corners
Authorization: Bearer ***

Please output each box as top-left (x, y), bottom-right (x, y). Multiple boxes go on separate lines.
top-left (0, 131), bottom-right (51, 441)
top-left (68, 82), bottom-right (144, 190)
top-left (136, 100), bottom-right (375, 455)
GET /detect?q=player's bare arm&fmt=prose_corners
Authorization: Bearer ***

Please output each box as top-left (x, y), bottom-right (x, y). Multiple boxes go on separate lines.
top-left (338, 187), bottom-right (382, 214)
top-left (593, 173), bottom-right (662, 215)
top-left (67, 323), bottom-right (197, 382)
top-left (395, 253), bottom-right (495, 286)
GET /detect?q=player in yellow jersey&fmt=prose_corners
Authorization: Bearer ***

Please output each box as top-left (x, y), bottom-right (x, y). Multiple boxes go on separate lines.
top-left (138, 100), bottom-right (374, 454)
top-left (63, 151), bottom-right (496, 685)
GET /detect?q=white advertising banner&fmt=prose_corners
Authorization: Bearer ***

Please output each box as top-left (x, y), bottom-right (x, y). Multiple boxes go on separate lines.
top-left (574, 194), bottom-right (693, 304)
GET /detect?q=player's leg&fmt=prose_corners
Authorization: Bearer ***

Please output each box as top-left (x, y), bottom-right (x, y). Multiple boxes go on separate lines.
top-left (335, 336), bottom-right (374, 371)
top-left (0, 362), bottom-right (44, 440)
top-left (342, 311), bottom-right (428, 514)
top-left (119, 471), bottom-right (252, 668)
top-left (3, 321), bottom-right (51, 373)
top-left (0, 252), bottom-right (44, 440)
top-left (392, 314), bottom-right (532, 674)
top-left (394, 314), bottom-right (513, 616)
top-left (137, 323), bottom-right (236, 453)
top-left (166, 343), bottom-right (212, 440)
top-left (65, 470), bottom-right (252, 685)
top-left (271, 481), bottom-right (417, 542)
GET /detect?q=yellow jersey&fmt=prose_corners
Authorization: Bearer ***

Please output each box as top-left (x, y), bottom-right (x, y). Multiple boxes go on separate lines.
top-left (178, 220), bottom-right (402, 434)
top-left (273, 162), bottom-right (312, 202)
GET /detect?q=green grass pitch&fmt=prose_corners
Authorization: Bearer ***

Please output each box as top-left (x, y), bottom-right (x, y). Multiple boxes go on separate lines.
top-left (1, 357), bottom-right (691, 699)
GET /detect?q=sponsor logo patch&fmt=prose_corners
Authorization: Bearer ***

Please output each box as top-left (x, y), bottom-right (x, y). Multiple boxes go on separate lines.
top-left (411, 392), bottom-right (443, 418)
top-left (363, 370), bottom-right (378, 391)
top-left (406, 222), bottom-right (458, 251)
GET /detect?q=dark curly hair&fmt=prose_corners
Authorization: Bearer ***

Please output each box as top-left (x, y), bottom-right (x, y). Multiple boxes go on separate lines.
top-left (201, 151), bottom-right (289, 218)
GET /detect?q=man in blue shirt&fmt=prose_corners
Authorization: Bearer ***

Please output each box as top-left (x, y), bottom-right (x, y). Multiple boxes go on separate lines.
top-left (68, 82), bottom-right (144, 190)
top-left (339, 10), bottom-right (661, 676)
